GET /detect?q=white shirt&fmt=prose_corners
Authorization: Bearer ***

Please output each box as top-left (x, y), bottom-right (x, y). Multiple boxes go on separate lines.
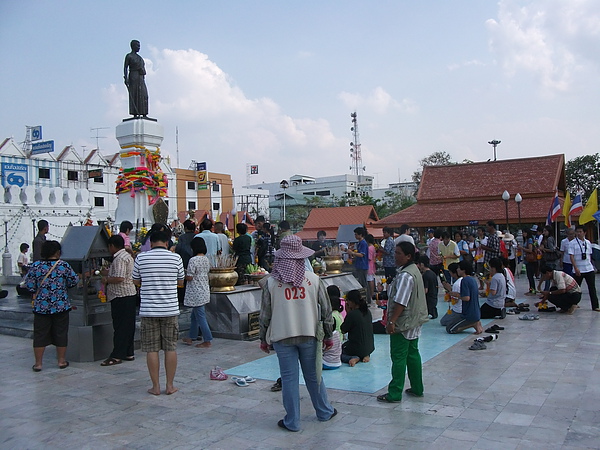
top-left (217, 233), bottom-right (230, 256)
top-left (504, 268), bottom-right (516, 300)
top-left (569, 238), bottom-right (594, 273)
top-left (560, 238), bottom-right (573, 264)
top-left (451, 278), bottom-right (463, 313)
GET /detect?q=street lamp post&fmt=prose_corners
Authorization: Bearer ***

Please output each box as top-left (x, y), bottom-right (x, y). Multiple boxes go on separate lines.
top-left (515, 193), bottom-right (522, 232)
top-left (488, 140), bottom-right (501, 161)
top-left (502, 190), bottom-right (510, 232)
top-left (280, 179), bottom-right (289, 221)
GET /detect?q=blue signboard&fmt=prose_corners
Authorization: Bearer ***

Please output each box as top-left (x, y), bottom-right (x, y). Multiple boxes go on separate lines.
top-left (31, 140), bottom-right (54, 155)
top-left (196, 161), bottom-right (206, 171)
top-left (1, 163), bottom-right (28, 188)
top-left (31, 126), bottom-right (42, 141)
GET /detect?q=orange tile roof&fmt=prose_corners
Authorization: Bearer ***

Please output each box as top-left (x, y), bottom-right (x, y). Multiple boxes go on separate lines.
top-left (378, 154), bottom-right (566, 228)
top-left (296, 205), bottom-right (380, 240)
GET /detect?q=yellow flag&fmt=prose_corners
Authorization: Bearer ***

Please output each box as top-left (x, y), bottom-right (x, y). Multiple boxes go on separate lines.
top-left (579, 188), bottom-right (598, 225)
top-left (563, 191), bottom-right (571, 227)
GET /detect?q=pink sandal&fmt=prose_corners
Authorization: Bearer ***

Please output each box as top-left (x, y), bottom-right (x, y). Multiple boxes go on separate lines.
top-left (209, 366), bottom-right (228, 381)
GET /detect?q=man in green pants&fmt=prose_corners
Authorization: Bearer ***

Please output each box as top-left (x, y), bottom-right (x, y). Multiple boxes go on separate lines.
top-left (377, 241), bottom-right (429, 403)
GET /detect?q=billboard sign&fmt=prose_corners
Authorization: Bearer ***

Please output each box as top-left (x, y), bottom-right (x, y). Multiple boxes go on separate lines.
top-left (31, 126), bottom-right (42, 141)
top-left (2, 163), bottom-right (28, 188)
top-left (250, 165), bottom-right (258, 174)
top-left (31, 140), bottom-right (54, 155)
top-left (196, 161), bottom-right (206, 171)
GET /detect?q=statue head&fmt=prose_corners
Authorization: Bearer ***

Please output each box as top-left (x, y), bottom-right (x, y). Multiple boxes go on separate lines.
top-left (130, 40), bottom-right (141, 52)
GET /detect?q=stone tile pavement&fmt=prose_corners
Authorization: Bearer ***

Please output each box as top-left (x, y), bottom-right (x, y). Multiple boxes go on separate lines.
top-left (1, 274), bottom-right (599, 449)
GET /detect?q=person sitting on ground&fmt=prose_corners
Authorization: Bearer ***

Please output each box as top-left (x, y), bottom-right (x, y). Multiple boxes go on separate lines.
top-left (323, 285), bottom-right (343, 370)
top-left (417, 254), bottom-right (439, 319)
top-left (445, 260), bottom-right (483, 334)
top-left (18, 243), bottom-right (30, 277)
top-left (340, 289), bottom-right (374, 366)
top-left (440, 263), bottom-right (462, 327)
top-left (481, 257), bottom-right (507, 319)
top-left (537, 264), bottom-right (581, 314)
top-left (502, 257), bottom-right (518, 308)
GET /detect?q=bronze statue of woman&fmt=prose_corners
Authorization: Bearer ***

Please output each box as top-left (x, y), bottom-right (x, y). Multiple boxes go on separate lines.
top-left (124, 40), bottom-right (149, 117)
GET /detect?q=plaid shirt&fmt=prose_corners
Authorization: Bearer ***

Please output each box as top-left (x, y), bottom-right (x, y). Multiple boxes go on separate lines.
top-left (107, 248), bottom-right (136, 301)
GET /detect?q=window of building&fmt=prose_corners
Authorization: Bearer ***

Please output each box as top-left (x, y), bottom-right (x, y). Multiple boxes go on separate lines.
top-left (213, 202), bottom-right (220, 211)
top-left (303, 192), bottom-right (315, 196)
top-left (212, 182), bottom-right (220, 192)
top-left (188, 201), bottom-right (196, 210)
top-left (94, 175), bottom-right (104, 183)
top-left (67, 170), bottom-right (78, 181)
top-left (164, 200), bottom-right (169, 206)
top-left (94, 197), bottom-right (105, 207)
top-left (316, 190), bottom-right (331, 196)
top-left (39, 168), bottom-right (50, 179)
top-left (187, 181), bottom-right (196, 190)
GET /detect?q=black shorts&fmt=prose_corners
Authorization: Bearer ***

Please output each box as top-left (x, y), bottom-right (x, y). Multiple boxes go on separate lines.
top-left (33, 310), bottom-right (70, 347)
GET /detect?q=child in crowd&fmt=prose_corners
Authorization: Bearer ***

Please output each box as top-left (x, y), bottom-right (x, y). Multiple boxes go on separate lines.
top-left (340, 290), bottom-right (375, 366)
top-left (441, 263), bottom-right (462, 326)
top-left (372, 282), bottom-right (388, 334)
top-left (322, 285), bottom-right (343, 370)
top-left (18, 243), bottom-right (30, 277)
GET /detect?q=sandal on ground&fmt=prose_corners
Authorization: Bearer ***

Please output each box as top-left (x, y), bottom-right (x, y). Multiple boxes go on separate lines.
top-left (518, 303), bottom-right (530, 307)
top-left (519, 313), bottom-right (540, 321)
top-left (469, 341), bottom-right (487, 350)
top-left (232, 376), bottom-right (256, 383)
top-left (376, 393), bottom-right (401, 403)
top-left (209, 366), bottom-right (228, 381)
top-left (124, 356), bottom-right (135, 361)
top-left (32, 365), bottom-right (42, 372)
top-left (100, 358), bottom-right (122, 366)
top-left (485, 327), bottom-right (499, 334)
top-left (234, 378), bottom-right (249, 387)
top-left (404, 388), bottom-right (424, 397)
top-left (58, 361), bottom-right (69, 369)
top-left (490, 324), bottom-right (504, 331)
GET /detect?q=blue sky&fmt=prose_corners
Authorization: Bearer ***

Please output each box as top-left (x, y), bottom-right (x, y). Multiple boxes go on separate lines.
top-left (1, 0), bottom-right (599, 191)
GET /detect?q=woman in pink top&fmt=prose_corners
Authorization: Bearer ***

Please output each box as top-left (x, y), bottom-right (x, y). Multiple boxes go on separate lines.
top-left (366, 234), bottom-right (377, 303)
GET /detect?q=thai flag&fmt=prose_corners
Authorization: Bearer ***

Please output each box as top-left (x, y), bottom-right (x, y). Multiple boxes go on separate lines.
top-left (546, 190), bottom-right (561, 225)
top-left (241, 211), bottom-right (247, 224)
top-left (225, 212), bottom-right (230, 230)
top-left (570, 193), bottom-right (583, 216)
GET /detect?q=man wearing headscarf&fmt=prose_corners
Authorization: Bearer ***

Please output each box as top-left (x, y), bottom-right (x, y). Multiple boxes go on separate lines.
top-left (259, 235), bottom-right (337, 432)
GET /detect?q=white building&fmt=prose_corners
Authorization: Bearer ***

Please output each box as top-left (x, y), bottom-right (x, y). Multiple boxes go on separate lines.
top-left (0, 137), bottom-right (176, 276)
top-left (372, 181), bottom-right (417, 201)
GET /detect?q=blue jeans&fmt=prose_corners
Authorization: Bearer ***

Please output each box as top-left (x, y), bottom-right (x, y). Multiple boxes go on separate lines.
top-left (273, 339), bottom-right (335, 431)
top-left (189, 305), bottom-right (213, 342)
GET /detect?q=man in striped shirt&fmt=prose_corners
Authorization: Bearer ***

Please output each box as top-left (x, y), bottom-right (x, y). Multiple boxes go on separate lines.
top-left (133, 230), bottom-right (185, 395)
top-left (538, 264), bottom-right (581, 314)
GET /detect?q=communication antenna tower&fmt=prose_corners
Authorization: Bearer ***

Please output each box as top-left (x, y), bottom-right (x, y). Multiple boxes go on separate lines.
top-left (90, 127), bottom-right (109, 150)
top-left (349, 112), bottom-right (366, 176)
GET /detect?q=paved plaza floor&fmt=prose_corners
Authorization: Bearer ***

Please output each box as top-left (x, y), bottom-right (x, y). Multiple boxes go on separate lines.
top-left (1, 273), bottom-right (599, 449)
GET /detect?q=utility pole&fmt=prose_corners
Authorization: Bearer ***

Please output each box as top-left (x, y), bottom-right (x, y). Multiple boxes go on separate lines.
top-left (488, 139), bottom-right (501, 161)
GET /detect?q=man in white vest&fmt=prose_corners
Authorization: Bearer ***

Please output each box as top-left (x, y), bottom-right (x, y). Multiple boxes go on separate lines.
top-left (259, 235), bottom-right (337, 432)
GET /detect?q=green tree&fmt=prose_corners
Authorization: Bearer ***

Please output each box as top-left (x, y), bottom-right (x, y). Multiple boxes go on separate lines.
top-left (411, 151), bottom-right (455, 192)
top-left (565, 153), bottom-right (600, 203)
top-left (285, 196), bottom-right (329, 232)
top-left (376, 190), bottom-right (415, 218)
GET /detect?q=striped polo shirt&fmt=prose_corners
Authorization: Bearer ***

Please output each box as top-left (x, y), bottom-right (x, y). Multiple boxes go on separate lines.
top-left (132, 247), bottom-right (184, 317)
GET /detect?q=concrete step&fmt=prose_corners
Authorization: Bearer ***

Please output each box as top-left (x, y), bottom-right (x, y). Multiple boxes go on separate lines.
top-left (0, 318), bottom-right (33, 339)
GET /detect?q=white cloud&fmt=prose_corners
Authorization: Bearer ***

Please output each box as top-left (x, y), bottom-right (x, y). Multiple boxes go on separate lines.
top-left (447, 60), bottom-right (486, 71)
top-left (338, 87), bottom-right (418, 114)
top-left (103, 47), bottom-right (346, 187)
top-left (486, 0), bottom-right (600, 95)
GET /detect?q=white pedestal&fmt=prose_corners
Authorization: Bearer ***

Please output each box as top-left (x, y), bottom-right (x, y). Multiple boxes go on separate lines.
top-left (114, 119), bottom-right (165, 226)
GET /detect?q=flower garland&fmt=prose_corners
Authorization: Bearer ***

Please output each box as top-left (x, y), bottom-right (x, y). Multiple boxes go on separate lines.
top-left (115, 146), bottom-right (168, 204)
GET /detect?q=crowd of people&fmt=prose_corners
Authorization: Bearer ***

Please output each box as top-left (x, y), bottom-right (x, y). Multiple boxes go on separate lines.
top-left (17, 214), bottom-right (598, 431)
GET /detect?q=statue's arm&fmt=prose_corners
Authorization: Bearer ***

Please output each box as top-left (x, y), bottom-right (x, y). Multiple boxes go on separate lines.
top-left (123, 55), bottom-right (129, 85)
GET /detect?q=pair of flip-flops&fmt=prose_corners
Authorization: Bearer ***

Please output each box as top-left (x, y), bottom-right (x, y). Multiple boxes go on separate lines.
top-left (231, 376), bottom-right (256, 387)
top-left (519, 313), bottom-right (540, 321)
top-left (485, 324), bottom-right (504, 334)
top-left (475, 334), bottom-right (498, 343)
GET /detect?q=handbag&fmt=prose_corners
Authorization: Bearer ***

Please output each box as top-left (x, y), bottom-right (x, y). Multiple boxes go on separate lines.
top-left (32, 261), bottom-right (60, 300)
top-left (525, 251), bottom-right (537, 263)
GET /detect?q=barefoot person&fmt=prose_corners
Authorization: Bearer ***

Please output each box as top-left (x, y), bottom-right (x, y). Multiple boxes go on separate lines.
top-left (377, 241), bottom-right (428, 403)
top-left (133, 230), bottom-right (185, 395)
top-left (340, 290), bottom-right (374, 366)
top-left (445, 260), bottom-right (484, 334)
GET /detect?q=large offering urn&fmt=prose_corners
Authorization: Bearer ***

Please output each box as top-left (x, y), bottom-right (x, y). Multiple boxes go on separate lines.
top-left (209, 268), bottom-right (239, 292)
top-left (323, 256), bottom-right (344, 274)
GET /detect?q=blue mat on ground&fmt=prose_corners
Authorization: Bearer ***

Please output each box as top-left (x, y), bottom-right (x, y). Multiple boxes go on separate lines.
top-left (226, 317), bottom-right (493, 394)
